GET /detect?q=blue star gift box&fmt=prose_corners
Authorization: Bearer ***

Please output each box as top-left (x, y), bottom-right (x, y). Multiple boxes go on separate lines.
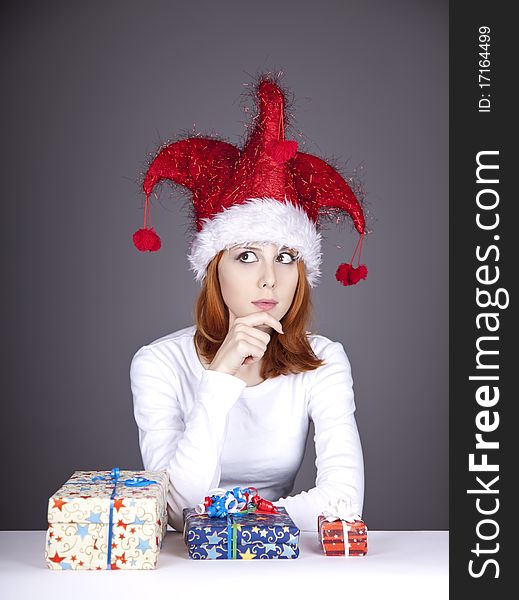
top-left (183, 507), bottom-right (300, 560)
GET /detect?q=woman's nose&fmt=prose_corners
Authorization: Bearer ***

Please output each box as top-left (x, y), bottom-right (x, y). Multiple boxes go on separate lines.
top-left (258, 261), bottom-right (276, 288)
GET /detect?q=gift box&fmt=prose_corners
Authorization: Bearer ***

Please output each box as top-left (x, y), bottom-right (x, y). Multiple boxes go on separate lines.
top-left (183, 506), bottom-right (300, 559)
top-left (318, 514), bottom-right (368, 556)
top-left (45, 468), bottom-right (169, 570)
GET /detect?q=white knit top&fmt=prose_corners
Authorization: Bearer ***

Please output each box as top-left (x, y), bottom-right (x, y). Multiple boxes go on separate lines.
top-left (130, 325), bottom-right (364, 532)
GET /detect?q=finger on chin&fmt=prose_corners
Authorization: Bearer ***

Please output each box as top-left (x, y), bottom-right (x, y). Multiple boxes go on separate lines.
top-left (255, 325), bottom-right (272, 334)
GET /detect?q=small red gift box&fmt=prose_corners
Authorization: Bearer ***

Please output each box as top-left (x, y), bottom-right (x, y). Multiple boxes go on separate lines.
top-left (318, 514), bottom-right (368, 556)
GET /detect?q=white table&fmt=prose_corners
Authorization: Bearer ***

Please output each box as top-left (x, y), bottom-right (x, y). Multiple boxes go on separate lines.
top-left (0, 530), bottom-right (448, 599)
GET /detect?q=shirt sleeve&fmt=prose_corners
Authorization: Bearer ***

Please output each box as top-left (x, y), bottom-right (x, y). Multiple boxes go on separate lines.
top-left (274, 340), bottom-right (365, 532)
top-left (130, 346), bottom-right (246, 531)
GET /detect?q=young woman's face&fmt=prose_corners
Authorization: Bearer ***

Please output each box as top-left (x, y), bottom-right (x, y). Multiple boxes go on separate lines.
top-left (217, 243), bottom-right (300, 329)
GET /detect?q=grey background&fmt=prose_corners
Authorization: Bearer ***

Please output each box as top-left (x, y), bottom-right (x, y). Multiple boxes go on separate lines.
top-left (1, 0), bottom-right (448, 530)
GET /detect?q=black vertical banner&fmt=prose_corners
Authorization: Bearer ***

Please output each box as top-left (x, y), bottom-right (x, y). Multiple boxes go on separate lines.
top-left (451, 2), bottom-right (513, 598)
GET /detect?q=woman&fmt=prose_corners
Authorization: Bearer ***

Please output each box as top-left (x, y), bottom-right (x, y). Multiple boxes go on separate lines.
top-left (130, 77), bottom-right (368, 532)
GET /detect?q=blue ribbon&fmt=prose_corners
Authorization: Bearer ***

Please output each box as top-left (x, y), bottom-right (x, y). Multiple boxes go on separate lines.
top-left (124, 476), bottom-right (157, 487)
top-left (106, 468), bottom-right (120, 569)
top-left (227, 517), bottom-right (232, 559)
top-left (66, 474), bottom-right (157, 488)
top-left (225, 516), bottom-right (239, 560)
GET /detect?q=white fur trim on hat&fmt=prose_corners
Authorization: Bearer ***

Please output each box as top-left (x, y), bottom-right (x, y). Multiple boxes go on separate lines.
top-left (187, 198), bottom-right (322, 287)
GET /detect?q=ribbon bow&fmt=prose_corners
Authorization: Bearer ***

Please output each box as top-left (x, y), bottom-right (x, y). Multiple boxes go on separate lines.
top-left (322, 498), bottom-right (362, 523)
top-left (91, 468), bottom-right (156, 487)
top-left (91, 467), bottom-right (120, 483)
top-left (196, 486), bottom-right (277, 517)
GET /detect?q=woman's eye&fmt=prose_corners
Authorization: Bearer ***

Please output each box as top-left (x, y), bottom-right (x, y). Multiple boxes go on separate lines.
top-left (238, 251), bottom-right (258, 263)
top-left (277, 252), bottom-right (296, 264)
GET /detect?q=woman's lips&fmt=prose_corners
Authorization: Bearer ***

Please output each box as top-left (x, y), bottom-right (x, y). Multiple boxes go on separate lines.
top-left (252, 301), bottom-right (278, 310)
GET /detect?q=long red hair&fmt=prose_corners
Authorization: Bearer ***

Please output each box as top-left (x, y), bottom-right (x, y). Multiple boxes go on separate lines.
top-left (193, 250), bottom-right (325, 379)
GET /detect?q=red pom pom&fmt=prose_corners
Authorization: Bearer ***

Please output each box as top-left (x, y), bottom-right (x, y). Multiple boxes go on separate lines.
top-left (266, 140), bottom-right (298, 163)
top-left (133, 227), bottom-right (162, 252)
top-left (335, 263), bottom-right (368, 286)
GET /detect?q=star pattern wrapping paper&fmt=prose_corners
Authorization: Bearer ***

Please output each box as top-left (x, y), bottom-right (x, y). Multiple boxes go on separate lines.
top-left (183, 507), bottom-right (300, 560)
top-left (45, 470), bottom-right (169, 570)
top-left (317, 515), bottom-right (368, 556)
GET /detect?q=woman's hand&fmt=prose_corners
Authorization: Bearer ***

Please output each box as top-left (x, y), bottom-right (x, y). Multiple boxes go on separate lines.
top-left (208, 313), bottom-right (284, 376)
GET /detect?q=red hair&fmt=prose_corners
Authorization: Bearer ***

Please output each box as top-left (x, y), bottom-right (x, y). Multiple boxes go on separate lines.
top-left (194, 250), bottom-right (325, 379)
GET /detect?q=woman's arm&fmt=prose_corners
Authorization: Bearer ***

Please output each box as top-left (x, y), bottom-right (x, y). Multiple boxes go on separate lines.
top-left (130, 346), bottom-right (246, 531)
top-left (274, 340), bottom-right (364, 532)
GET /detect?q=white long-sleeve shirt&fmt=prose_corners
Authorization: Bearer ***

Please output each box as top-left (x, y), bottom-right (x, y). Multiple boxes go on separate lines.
top-left (130, 325), bottom-right (364, 532)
